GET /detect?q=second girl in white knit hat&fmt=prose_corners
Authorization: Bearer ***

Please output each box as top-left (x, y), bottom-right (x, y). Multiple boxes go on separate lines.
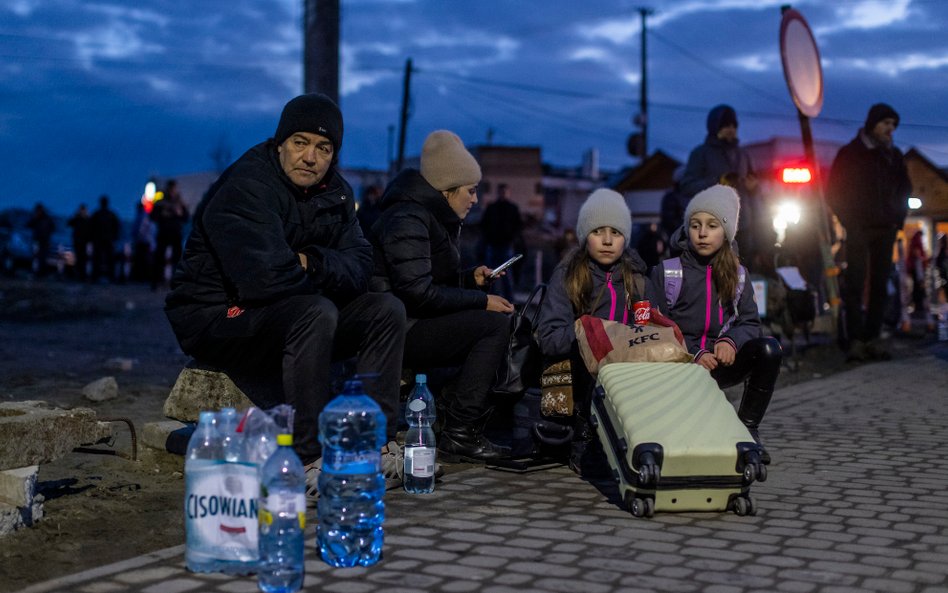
top-left (651, 184), bottom-right (782, 464)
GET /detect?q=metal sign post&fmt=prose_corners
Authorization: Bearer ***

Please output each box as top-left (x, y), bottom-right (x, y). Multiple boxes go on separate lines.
top-left (779, 5), bottom-right (840, 321)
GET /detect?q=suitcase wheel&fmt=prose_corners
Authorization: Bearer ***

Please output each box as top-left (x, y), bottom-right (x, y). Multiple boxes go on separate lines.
top-left (733, 495), bottom-right (756, 517)
top-left (625, 493), bottom-right (655, 518)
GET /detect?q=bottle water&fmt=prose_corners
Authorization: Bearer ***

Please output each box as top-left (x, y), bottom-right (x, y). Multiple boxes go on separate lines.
top-left (258, 433), bottom-right (306, 593)
top-left (184, 409), bottom-right (259, 575)
top-left (404, 374), bottom-right (437, 494)
top-left (219, 407), bottom-right (241, 462)
top-left (317, 379), bottom-right (386, 567)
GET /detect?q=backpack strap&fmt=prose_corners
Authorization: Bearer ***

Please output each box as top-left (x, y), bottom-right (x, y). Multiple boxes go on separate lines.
top-left (663, 257), bottom-right (683, 309)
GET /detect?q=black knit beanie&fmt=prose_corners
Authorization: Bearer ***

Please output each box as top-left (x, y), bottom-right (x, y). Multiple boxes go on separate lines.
top-left (864, 103), bottom-right (899, 131)
top-left (706, 104), bottom-right (738, 135)
top-left (274, 93), bottom-right (344, 154)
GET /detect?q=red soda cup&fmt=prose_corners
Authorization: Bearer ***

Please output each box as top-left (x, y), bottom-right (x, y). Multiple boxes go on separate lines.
top-left (633, 300), bottom-right (650, 325)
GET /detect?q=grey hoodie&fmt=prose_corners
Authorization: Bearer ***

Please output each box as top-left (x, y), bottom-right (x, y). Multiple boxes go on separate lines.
top-left (650, 227), bottom-right (761, 360)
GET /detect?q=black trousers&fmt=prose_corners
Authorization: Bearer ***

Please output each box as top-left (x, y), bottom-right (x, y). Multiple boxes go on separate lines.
top-left (843, 226), bottom-right (899, 343)
top-left (403, 309), bottom-right (510, 424)
top-left (711, 336), bottom-right (782, 394)
top-left (186, 292), bottom-right (406, 464)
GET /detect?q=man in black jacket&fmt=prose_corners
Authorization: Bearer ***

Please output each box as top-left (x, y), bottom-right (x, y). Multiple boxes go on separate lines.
top-left (828, 103), bottom-right (912, 361)
top-left (165, 94), bottom-right (407, 488)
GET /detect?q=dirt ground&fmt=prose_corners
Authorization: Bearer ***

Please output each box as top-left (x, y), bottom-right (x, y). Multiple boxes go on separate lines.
top-left (0, 276), bottom-right (932, 592)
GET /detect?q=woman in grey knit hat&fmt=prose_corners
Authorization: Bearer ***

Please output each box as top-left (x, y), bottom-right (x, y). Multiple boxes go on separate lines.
top-left (368, 130), bottom-right (513, 463)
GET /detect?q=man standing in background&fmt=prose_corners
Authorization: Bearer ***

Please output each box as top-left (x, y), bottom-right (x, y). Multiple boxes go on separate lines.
top-left (828, 103), bottom-right (912, 362)
top-left (480, 183), bottom-right (523, 300)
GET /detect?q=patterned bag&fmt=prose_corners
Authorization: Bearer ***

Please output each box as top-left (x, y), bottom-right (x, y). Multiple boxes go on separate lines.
top-left (539, 360), bottom-right (573, 417)
top-left (574, 307), bottom-right (692, 375)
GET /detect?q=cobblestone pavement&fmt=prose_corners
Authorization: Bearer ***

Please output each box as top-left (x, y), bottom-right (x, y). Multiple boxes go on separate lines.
top-left (16, 343), bottom-right (948, 593)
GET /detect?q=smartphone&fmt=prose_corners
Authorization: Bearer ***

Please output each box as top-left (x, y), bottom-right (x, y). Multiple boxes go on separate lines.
top-left (489, 253), bottom-right (523, 278)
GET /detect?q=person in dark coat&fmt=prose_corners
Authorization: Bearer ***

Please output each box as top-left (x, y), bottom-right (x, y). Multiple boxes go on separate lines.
top-left (680, 105), bottom-right (769, 269)
top-left (480, 183), bottom-right (523, 300)
top-left (150, 179), bottom-right (189, 290)
top-left (827, 103), bottom-right (912, 361)
top-left (356, 184), bottom-right (382, 236)
top-left (370, 130), bottom-right (513, 463)
top-left (164, 94), bottom-right (407, 495)
top-left (27, 203), bottom-right (55, 276)
top-left (67, 203), bottom-right (92, 280)
top-left (90, 195), bottom-right (120, 282)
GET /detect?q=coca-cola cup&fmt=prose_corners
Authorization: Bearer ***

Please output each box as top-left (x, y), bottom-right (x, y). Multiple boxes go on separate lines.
top-left (633, 300), bottom-right (650, 326)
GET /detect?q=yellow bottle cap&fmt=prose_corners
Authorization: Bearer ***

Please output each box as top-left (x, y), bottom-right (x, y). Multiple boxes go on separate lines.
top-left (277, 434), bottom-right (293, 446)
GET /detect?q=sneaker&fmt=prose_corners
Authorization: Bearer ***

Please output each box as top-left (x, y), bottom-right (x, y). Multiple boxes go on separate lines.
top-left (304, 458), bottom-right (321, 506)
top-left (381, 440), bottom-right (404, 490)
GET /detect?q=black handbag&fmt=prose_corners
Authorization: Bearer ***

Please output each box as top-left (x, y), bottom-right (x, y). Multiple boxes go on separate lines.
top-left (493, 283), bottom-right (547, 395)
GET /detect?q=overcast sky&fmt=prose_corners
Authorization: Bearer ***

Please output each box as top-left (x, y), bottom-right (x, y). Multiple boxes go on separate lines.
top-left (2, 0), bottom-right (946, 219)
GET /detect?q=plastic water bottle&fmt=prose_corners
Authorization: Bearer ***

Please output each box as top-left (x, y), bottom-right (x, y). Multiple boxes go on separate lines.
top-left (317, 379), bottom-right (386, 567)
top-left (257, 433), bottom-right (306, 593)
top-left (185, 411), bottom-right (224, 573)
top-left (404, 374), bottom-right (437, 494)
top-left (184, 410), bottom-right (260, 575)
top-left (218, 407), bottom-right (241, 462)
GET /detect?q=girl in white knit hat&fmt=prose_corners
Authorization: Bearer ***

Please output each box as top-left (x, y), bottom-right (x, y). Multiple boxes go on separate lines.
top-left (650, 184), bottom-right (782, 463)
top-left (536, 188), bottom-right (662, 477)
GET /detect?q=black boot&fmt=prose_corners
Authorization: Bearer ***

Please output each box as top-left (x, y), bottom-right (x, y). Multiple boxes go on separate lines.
top-left (438, 411), bottom-right (512, 463)
top-left (738, 384), bottom-right (773, 465)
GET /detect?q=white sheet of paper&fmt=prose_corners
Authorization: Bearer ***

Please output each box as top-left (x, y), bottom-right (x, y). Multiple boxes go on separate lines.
top-left (777, 266), bottom-right (808, 290)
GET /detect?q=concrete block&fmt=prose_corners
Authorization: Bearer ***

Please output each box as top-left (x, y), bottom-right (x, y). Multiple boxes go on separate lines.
top-left (0, 465), bottom-right (39, 507)
top-left (0, 496), bottom-right (44, 536)
top-left (0, 401), bottom-right (114, 470)
top-left (163, 367), bottom-right (255, 422)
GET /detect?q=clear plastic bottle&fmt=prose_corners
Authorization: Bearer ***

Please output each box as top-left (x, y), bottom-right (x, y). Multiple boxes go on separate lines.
top-left (184, 409), bottom-right (259, 575)
top-left (317, 379), bottom-right (386, 567)
top-left (257, 433), bottom-right (306, 593)
top-left (185, 410), bottom-right (224, 573)
top-left (404, 374), bottom-right (437, 494)
top-left (218, 407), bottom-right (241, 462)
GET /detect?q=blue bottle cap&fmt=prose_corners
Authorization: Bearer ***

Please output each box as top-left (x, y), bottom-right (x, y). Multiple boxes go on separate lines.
top-left (415, 374), bottom-right (427, 384)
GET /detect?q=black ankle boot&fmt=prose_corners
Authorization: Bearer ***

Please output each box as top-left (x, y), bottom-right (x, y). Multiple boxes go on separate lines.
top-left (738, 385), bottom-right (774, 465)
top-left (438, 412), bottom-right (511, 463)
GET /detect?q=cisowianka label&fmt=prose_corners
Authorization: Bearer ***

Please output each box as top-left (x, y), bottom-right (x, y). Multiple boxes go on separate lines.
top-left (185, 459), bottom-right (259, 562)
top-left (405, 446), bottom-right (435, 478)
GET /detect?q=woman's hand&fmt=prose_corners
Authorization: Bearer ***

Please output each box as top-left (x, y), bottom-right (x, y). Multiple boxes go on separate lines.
top-left (298, 252), bottom-right (308, 270)
top-left (695, 351), bottom-right (717, 371)
top-left (473, 265), bottom-right (494, 287)
top-left (486, 294), bottom-right (514, 313)
top-left (714, 341), bottom-right (736, 366)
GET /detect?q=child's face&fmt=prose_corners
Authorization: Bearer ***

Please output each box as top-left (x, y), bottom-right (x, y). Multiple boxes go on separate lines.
top-left (688, 212), bottom-right (725, 257)
top-left (586, 226), bottom-right (626, 266)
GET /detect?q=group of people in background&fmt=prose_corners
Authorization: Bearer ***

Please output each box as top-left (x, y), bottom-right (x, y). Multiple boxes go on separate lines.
top-left (17, 180), bottom-right (190, 286)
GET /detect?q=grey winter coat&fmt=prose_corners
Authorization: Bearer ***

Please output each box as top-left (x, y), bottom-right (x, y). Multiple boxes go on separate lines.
top-left (650, 228), bottom-right (761, 359)
top-left (537, 250), bottom-right (661, 361)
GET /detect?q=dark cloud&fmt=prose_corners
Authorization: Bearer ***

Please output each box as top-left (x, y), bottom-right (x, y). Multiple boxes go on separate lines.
top-left (1, 0), bottom-right (946, 218)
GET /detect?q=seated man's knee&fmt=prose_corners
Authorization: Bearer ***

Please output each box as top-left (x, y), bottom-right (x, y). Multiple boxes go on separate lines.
top-left (292, 294), bottom-right (339, 334)
top-left (372, 293), bottom-right (407, 328)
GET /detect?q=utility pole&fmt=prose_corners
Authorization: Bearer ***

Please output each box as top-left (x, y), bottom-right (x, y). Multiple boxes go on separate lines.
top-left (637, 7), bottom-right (653, 158)
top-left (395, 58), bottom-right (413, 173)
top-left (303, 0), bottom-right (339, 103)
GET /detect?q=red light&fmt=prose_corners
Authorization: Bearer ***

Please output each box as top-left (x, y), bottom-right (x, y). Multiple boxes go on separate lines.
top-left (782, 167), bottom-right (812, 183)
